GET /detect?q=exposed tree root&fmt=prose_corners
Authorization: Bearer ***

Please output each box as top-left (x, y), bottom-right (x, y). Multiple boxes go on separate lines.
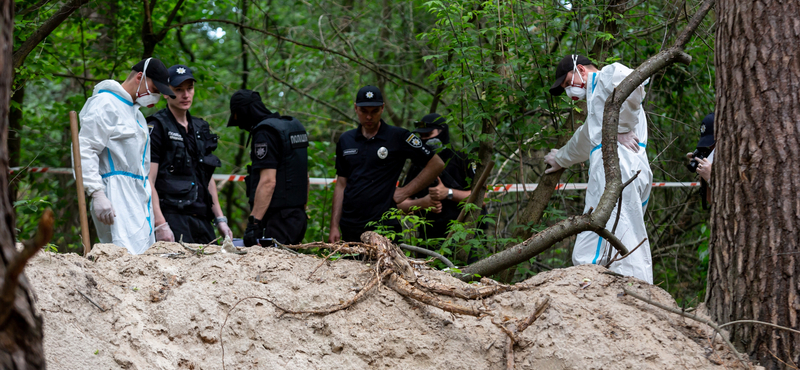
top-left (219, 232), bottom-right (559, 368)
top-left (275, 269), bottom-right (393, 316)
top-left (415, 275), bottom-right (521, 300)
top-left (385, 272), bottom-right (490, 318)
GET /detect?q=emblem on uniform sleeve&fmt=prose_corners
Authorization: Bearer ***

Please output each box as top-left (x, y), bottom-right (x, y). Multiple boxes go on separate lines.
top-left (377, 147), bottom-right (388, 159)
top-left (406, 134), bottom-right (423, 148)
top-left (255, 142), bottom-right (268, 159)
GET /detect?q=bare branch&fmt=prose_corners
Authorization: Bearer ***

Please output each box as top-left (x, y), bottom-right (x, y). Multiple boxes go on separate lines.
top-left (168, 18), bottom-right (435, 96)
top-left (243, 41), bottom-right (357, 123)
top-left (12, 0), bottom-right (90, 70)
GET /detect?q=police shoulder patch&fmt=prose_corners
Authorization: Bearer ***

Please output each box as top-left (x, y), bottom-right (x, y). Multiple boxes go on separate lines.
top-left (405, 133), bottom-right (423, 148)
top-left (255, 142), bottom-right (268, 159)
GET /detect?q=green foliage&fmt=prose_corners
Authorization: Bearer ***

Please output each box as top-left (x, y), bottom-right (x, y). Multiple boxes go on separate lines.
top-left (11, 0), bottom-right (715, 305)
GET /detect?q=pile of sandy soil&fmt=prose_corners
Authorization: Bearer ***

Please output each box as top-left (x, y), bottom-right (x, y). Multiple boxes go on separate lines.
top-left (25, 241), bottom-right (749, 369)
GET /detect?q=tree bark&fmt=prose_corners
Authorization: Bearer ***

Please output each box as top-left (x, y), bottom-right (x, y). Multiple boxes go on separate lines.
top-left (707, 1), bottom-right (800, 367)
top-left (0, 1), bottom-right (46, 368)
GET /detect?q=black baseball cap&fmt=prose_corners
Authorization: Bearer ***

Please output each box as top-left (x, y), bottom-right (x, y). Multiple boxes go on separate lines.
top-left (697, 113), bottom-right (715, 148)
top-left (355, 85), bottom-right (384, 107)
top-left (413, 113), bottom-right (447, 134)
top-left (549, 54), bottom-right (593, 96)
top-left (168, 64), bottom-right (196, 87)
top-left (132, 58), bottom-right (175, 98)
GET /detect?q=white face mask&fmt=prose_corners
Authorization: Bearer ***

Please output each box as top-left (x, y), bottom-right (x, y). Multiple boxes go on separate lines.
top-left (135, 58), bottom-right (161, 108)
top-left (564, 55), bottom-right (587, 101)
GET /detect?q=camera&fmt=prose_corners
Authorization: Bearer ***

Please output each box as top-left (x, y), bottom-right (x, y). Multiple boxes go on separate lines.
top-left (686, 147), bottom-right (712, 173)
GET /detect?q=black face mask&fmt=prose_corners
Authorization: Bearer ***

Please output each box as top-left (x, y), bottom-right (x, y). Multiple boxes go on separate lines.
top-left (423, 125), bottom-right (450, 151)
top-left (228, 90), bottom-right (278, 131)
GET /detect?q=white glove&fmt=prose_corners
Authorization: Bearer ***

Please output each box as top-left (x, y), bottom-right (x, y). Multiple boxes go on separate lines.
top-left (155, 222), bottom-right (175, 242)
top-left (217, 221), bottom-right (233, 239)
top-left (543, 149), bottom-right (563, 174)
top-left (617, 131), bottom-right (640, 153)
top-left (91, 191), bottom-right (116, 225)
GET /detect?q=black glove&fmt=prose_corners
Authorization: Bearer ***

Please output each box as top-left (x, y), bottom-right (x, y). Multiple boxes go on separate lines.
top-left (243, 216), bottom-right (262, 247)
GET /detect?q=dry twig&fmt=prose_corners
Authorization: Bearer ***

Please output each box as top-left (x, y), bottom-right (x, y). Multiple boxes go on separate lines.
top-left (622, 288), bottom-right (749, 369)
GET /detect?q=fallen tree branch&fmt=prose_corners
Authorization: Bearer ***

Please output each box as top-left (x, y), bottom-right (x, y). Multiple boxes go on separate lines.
top-left (622, 288), bottom-right (748, 369)
top-left (398, 243), bottom-right (456, 269)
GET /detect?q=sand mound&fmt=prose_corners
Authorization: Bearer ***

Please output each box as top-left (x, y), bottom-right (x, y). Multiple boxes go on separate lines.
top-left (27, 242), bottom-right (746, 369)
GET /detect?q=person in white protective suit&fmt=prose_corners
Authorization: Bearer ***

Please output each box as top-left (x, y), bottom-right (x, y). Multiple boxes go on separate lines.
top-left (77, 58), bottom-right (176, 254)
top-left (544, 54), bottom-right (654, 283)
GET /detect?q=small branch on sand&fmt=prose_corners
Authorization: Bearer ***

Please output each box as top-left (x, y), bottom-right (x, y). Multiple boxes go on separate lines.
top-left (492, 296), bottom-right (551, 369)
top-left (75, 288), bottom-right (106, 312)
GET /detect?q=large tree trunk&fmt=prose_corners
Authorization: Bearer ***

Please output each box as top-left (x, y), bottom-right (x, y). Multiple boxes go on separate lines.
top-left (707, 1), bottom-right (800, 368)
top-left (0, 1), bottom-right (46, 368)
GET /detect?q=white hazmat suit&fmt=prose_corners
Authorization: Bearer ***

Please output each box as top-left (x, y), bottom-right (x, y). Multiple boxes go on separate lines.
top-left (553, 63), bottom-right (653, 283)
top-left (78, 80), bottom-right (155, 254)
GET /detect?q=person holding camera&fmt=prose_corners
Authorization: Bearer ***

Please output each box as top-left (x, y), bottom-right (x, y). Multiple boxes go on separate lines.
top-left (686, 113), bottom-right (715, 206)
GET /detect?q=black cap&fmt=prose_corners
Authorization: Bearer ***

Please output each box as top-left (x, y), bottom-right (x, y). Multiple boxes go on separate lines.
top-left (549, 54), bottom-right (593, 96)
top-left (413, 113), bottom-right (447, 134)
top-left (697, 113), bottom-right (715, 148)
top-left (168, 64), bottom-right (196, 87)
top-left (132, 58), bottom-right (175, 98)
top-left (355, 85), bottom-right (384, 107)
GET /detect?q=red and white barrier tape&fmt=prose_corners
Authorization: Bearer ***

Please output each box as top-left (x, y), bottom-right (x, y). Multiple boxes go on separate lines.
top-left (9, 167), bottom-right (700, 192)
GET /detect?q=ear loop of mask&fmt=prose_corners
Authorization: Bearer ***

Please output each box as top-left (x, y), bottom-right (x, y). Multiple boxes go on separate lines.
top-left (137, 57), bottom-right (152, 98)
top-left (571, 54), bottom-right (585, 87)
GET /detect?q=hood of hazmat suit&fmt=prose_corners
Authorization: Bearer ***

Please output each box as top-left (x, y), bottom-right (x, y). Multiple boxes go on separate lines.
top-left (76, 80), bottom-right (155, 254)
top-left (553, 63), bottom-right (654, 283)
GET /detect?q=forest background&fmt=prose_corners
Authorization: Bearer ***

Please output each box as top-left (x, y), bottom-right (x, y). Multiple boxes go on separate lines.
top-left (10, 0), bottom-right (715, 305)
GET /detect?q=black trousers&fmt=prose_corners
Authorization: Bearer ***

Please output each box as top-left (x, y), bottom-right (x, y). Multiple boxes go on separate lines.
top-left (260, 207), bottom-right (308, 245)
top-left (163, 213), bottom-right (216, 244)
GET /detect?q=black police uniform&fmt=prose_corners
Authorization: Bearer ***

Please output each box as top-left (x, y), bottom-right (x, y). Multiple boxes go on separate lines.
top-left (147, 108), bottom-right (221, 243)
top-left (335, 120), bottom-right (435, 242)
top-left (246, 115), bottom-right (309, 245)
top-left (401, 146), bottom-right (476, 240)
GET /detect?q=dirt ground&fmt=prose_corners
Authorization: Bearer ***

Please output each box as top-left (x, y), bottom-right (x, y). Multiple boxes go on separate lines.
top-left (25, 241), bottom-right (750, 370)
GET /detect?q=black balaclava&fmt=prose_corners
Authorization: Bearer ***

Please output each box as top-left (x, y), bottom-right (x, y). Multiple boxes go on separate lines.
top-left (424, 125), bottom-right (450, 151)
top-left (418, 113), bottom-right (450, 151)
top-left (227, 89), bottom-right (279, 131)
